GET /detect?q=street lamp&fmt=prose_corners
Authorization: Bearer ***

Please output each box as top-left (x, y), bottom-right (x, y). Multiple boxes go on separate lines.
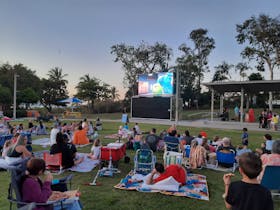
top-left (13, 74), bottom-right (19, 119)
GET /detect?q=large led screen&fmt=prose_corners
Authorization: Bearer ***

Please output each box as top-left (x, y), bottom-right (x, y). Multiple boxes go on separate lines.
top-left (138, 72), bottom-right (174, 96)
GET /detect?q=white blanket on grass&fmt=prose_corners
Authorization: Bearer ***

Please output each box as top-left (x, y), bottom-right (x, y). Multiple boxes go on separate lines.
top-left (69, 153), bottom-right (99, 172)
top-left (32, 138), bottom-right (50, 147)
top-left (141, 176), bottom-right (180, 192)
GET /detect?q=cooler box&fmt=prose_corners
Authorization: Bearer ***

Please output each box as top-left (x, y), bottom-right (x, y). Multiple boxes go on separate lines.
top-left (101, 143), bottom-right (126, 161)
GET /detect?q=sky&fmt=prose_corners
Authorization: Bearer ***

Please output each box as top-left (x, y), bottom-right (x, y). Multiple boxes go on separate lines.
top-left (0, 0), bottom-right (280, 99)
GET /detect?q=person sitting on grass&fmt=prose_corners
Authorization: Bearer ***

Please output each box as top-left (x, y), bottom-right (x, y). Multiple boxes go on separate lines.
top-left (146, 162), bottom-right (187, 185)
top-left (50, 132), bottom-right (84, 169)
top-left (256, 134), bottom-right (274, 155)
top-left (88, 139), bottom-right (101, 160)
top-left (258, 140), bottom-right (280, 181)
top-left (189, 140), bottom-right (207, 169)
top-left (7, 135), bottom-right (32, 159)
top-left (217, 137), bottom-right (236, 155)
top-left (72, 125), bottom-right (89, 145)
top-left (223, 152), bottom-right (273, 210)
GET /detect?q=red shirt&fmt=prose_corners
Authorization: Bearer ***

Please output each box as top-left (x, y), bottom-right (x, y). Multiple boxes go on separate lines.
top-left (153, 164), bottom-right (186, 185)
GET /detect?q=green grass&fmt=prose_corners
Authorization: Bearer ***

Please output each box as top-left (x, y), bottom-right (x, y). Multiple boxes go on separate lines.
top-left (1, 120), bottom-right (280, 210)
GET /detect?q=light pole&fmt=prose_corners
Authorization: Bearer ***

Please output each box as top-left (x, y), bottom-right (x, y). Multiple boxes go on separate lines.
top-left (13, 74), bottom-right (19, 119)
top-left (175, 67), bottom-right (180, 126)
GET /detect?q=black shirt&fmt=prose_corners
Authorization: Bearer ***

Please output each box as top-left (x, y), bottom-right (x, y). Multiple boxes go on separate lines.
top-left (50, 143), bottom-right (75, 169)
top-left (226, 181), bottom-right (273, 210)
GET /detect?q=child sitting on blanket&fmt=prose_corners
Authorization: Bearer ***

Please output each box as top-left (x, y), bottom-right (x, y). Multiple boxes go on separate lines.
top-left (223, 152), bottom-right (273, 210)
top-left (88, 139), bottom-right (101, 160)
top-left (146, 162), bottom-right (187, 185)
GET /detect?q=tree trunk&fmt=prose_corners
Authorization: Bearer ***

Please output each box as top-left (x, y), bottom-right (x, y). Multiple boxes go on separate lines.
top-left (268, 65), bottom-right (273, 111)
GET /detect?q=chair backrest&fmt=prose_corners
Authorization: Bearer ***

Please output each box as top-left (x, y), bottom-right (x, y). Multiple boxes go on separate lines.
top-left (261, 165), bottom-right (280, 191)
top-left (8, 158), bottom-right (29, 206)
top-left (165, 141), bottom-right (180, 152)
top-left (43, 152), bottom-right (62, 171)
top-left (134, 149), bottom-right (155, 175)
top-left (216, 151), bottom-right (235, 164)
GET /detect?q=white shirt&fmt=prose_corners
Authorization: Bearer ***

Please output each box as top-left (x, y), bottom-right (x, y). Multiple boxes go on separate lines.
top-left (50, 128), bottom-right (60, 145)
top-left (91, 146), bottom-right (101, 159)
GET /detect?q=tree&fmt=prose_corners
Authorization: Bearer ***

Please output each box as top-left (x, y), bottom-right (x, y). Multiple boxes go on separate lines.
top-left (236, 14), bottom-right (280, 109)
top-left (235, 62), bottom-right (251, 81)
top-left (248, 72), bottom-right (264, 81)
top-left (109, 86), bottom-right (120, 101)
top-left (40, 67), bottom-right (68, 111)
top-left (111, 42), bottom-right (172, 98)
top-left (76, 74), bottom-right (113, 111)
top-left (212, 61), bottom-right (233, 82)
top-left (0, 84), bottom-right (12, 110)
top-left (18, 88), bottom-right (40, 109)
top-left (176, 29), bottom-right (215, 106)
top-left (188, 29), bottom-right (215, 92)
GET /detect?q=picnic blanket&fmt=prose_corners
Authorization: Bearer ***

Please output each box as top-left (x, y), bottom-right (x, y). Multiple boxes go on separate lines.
top-left (69, 153), bottom-right (99, 172)
top-left (32, 138), bottom-right (50, 147)
top-left (104, 134), bottom-right (120, 139)
top-left (114, 172), bottom-right (209, 201)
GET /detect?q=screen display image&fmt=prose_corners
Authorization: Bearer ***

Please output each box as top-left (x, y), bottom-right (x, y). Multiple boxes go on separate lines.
top-left (138, 72), bottom-right (173, 96)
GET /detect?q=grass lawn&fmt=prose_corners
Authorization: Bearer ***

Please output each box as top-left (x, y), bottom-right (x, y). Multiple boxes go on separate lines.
top-left (1, 120), bottom-right (280, 210)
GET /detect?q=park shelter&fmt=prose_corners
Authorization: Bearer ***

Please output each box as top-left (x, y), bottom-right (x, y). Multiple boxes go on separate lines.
top-left (203, 80), bottom-right (280, 123)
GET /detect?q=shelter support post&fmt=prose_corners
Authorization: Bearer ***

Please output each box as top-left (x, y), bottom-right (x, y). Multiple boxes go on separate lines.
top-left (219, 94), bottom-right (223, 115)
top-left (269, 92), bottom-right (273, 111)
top-left (240, 88), bottom-right (244, 123)
top-left (211, 88), bottom-right (214, 121)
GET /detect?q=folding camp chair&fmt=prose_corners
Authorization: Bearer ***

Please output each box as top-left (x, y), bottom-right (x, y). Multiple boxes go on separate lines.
top-left (183, 145), bottom-right (191, 167)
top-left (7, 160), bottom-right (63, 210)
top-left (215, 151), bottom-right (237, 172)
top-left (134, 149), bottom-right (156, 175)
top-left (261, 165), bottom-right (280, 196)
top-left (164, 141), bottom-right (181, 152)
top-left (43, 152), bottom-right (63, 174)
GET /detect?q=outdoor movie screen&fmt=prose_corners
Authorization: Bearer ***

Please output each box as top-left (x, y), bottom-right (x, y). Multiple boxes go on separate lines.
top-left (138, 72), bottom-right (174, 96)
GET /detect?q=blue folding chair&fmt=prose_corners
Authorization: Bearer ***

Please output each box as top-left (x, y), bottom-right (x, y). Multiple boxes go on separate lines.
top-left (134, 149), bottom-right (156, 175)
top-left (215, 151), bottom-right (237, 172)
top-left (261, 165), bottom-right (280, 196)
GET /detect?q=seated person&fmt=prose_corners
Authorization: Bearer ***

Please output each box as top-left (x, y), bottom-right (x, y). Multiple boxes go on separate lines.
top-left (189, 140), bottom-right (207, 169)
top-left (50, 132), bottom-right (84, 169)
top-left (123, 123), bottom-right (129, 130)
top-left (164, 130), bottom-right (179, 152)
top-left (211, 135), bottom-right (223, 147)
top-left (146, 162), bottom-right (186, 185)
top-left (145, 128), bottom-right (160, 152)
top-left (11, 132), bottom-right (20, 144)
top-left (258, 140), bottom-right (280, 181)
top-left (95, 117), bottom-right (102, 130)
top-left (140, 136), bottom-right (151, 150)
top-left (7, 135), bottom-right (32, 159)
top-left (180, 130), bottom-right (194, 146)
top-left (236, 143), bottom-right (252, 158)
top-left (22, 158), bottom-right (82, 210)
top-left (50, 124), bottom-right (60, 146)
top-left (72, 125), bottom-right (89, 145)
top-left (223, 152), bottom-right (273, 210)
top-left (36, 121), bottom-right (47, 135)
top-left (88, 139), bottom-right (101, 160)
top-left (256, 134), bottom-right (274, 155)
top-left (217, 137), bottom-right (236, 154)
top-left (1, 140), bottom-right (13, 158)
top-left (167, 124), bottom-right (177, 134)
top-left (134, 123), bottom-right (141, 135)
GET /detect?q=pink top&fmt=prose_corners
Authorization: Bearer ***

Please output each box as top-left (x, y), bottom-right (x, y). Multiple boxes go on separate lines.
top-left (259, 153), bottom-right (280, 181)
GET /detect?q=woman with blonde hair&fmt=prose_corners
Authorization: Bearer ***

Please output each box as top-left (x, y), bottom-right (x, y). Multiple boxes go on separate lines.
top-left (88, 139), bottom-right (101, 160)
top-left (7, 135), bottom-right (32, 158)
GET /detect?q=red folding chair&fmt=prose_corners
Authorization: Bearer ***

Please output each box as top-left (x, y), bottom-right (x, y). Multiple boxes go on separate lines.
top-left (43, 153), bottom-right (63, 175)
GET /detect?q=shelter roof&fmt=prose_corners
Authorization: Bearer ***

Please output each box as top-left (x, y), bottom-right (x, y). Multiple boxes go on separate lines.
top-left (203, 80), bottom-right (280, 93)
